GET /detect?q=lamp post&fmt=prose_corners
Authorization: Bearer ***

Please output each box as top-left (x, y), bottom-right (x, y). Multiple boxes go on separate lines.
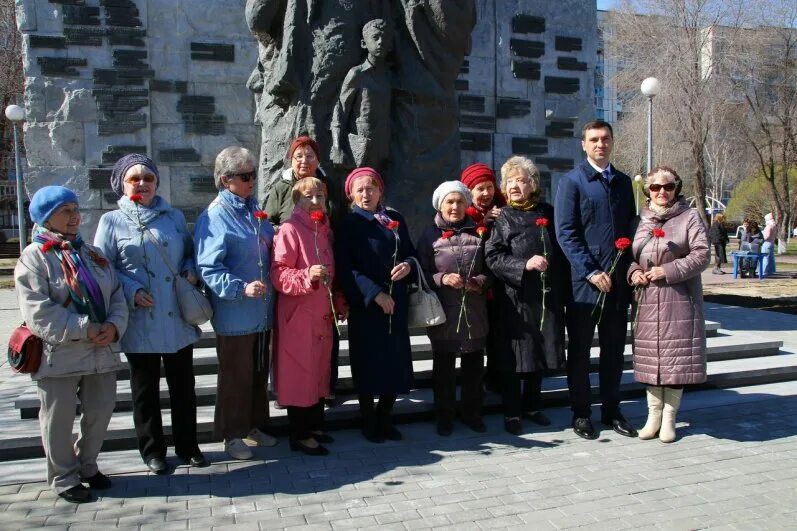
top-left (640, 77), bottom-right (661, 177)
top-left (634, 174), bottom-right (643, 214)
top-left (5, 105), bottom-right (27, 255)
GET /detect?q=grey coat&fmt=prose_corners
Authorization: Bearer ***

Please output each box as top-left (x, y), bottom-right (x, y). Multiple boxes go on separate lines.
top-left (15, 242), bottom-right (129, 380)
top-left (628, 199), bottom-right (709, 386)
top-left (416, 214), bottom-right (490, 353)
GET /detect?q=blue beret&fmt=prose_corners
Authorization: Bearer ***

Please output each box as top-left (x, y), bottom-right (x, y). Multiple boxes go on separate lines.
top-left (29, 186), bottom-right (79, 226)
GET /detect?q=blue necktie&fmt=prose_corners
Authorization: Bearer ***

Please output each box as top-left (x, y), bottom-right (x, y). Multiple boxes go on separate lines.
top-left (602, 169), bottom-right (611, 182)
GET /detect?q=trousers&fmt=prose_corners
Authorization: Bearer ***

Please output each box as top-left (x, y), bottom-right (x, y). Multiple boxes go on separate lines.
top-left (501, 371), bottom-right (543, 418)
top-left (432, 349), bottom-right (484, 423)
top-left (286, 400), bottom-right (324, 440)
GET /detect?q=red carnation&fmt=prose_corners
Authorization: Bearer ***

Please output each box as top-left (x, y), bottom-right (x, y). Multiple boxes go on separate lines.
top-left (442, 230), bottom-right (455, 240)
top-left (253, 210), bottom-right (268, 220)
top-left (615, 237), bottom-right (632, 251)
top-left (476, 226), bottom-right (487, 238)
top-left (129, 193), bottom-right (143, 203)
top-left (310, 211), bottom-right (325, 223)
top-left (652, 228), bottom-right (666, 238)
top-left (41, 241), bottom-right (53, 253)
top-left (535, 217), bottom-right (549, 228)
top-left (387, 220), bottom-right (400, 230)
top-left (465, 206), bottom-right (480, 218)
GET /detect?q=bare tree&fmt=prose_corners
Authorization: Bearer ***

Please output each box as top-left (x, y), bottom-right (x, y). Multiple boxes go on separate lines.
top-left (730, 1), bottom-right (797, 247)
top-left (0, 0), bottom-right (24, 178)
top-left (606, 0), bottom-right (745, 225)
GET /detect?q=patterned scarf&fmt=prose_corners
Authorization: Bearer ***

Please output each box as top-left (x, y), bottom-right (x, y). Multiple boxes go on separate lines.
top-left (374, 203), bottom-right (399, 239)
top-left (33, 227), bottom-right (108, 323)
top-left (508, 198), bottom-right (537, 211)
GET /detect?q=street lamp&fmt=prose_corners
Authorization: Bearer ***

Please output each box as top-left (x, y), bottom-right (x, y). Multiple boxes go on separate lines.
top-left (5, 104), bottom-right (27, 255)
top-left (640, 77), bottom-right (661, 178)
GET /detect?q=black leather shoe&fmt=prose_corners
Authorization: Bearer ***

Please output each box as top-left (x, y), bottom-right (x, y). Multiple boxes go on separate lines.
top-left (524, 411), bottom-right (551, 426)
top-left (58, 484), bottom-right (91, 504)
top-left (361, 424), bottom-right (385, 444)
top-left (602, 417), bottom-right (638, 438)
top-left (81, 471), bottom-right (111, 490)
top-left (180, 453), bottom-right (209, 468)
top-left (504, 417), bottom-right (522, 435)
top-left (463, 417), bottom-right (487, 433)
top-left (312, 432), bottom-right (335, 444)
top-left (146, 457), bottom-right (168, 475)
top-left (290, 439), bottom-right (329, 456)
top-left (437, 420), bottom-right (453, 436)
top-left (381, 424), bottom-right (403, 441)
top-left (573, 417), bottom-right (598, 440)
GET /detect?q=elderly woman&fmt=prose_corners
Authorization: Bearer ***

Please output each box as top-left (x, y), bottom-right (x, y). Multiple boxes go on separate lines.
top-left (15, 186), bottom-right (128, 503)
top-left (94, 154), bottom-right (205, 474)
top-left (708, 213), bottom-right (729, 275)
top-left (195, 146), bottom-right (277, 460)
top-left (264, 136), bottom-right (330, 226)
top-left (485, 156), bottom-right (567, 435)
top-left (416, 181), bottom-right (490, 436)
top-left (461, 163), bottom-right (506, 394)
top-left (335, 167), bottom-right (415, 443)
top-left (629, 166), bottom-right (709, 443)
top-left (741, 220), bottom-right (764, 277)
top-left (271, 177), bottom-right (346, 455)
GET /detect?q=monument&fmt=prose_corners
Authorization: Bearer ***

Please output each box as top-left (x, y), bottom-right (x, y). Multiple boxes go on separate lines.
top-left (14, 0), bottom-right (597, 237)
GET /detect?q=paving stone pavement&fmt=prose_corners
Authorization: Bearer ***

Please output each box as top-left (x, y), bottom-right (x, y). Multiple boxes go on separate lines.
top-left (0, 383), bottom-right (796, 530)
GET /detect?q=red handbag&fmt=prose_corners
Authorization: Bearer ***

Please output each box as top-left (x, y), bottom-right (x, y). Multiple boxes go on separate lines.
top-left (7, 323), bottom-right (43, 374)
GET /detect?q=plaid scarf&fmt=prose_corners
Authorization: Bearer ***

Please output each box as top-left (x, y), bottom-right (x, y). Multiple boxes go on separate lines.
top-left (34, 228), bottom-right (108, 323)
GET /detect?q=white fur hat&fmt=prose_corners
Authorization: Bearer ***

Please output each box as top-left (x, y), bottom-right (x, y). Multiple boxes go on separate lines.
top-left (432, 180), bottom-right (472, 211)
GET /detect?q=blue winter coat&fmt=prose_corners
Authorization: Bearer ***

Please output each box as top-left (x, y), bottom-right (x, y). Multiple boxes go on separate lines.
top-left (194, 190), bottom-right (275, 336)
top-left (554, 160), bottom-right (635, 307)
top-left (94, 196), bottom-right (201, 354)
top-left (334, 206), bottom-right (416, 395)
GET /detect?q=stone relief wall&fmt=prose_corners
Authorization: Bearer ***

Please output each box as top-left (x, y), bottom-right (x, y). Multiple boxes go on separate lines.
top-left (16, 0), bottom-right (596, 236)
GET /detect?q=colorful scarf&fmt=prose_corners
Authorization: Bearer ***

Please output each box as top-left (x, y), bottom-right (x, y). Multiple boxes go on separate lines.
top-left (34, 227), bottom-right (108, 323)
top-left (508, 198), bottom-right (537, 211)
top-left (374, 203), bottom-right (398, 239)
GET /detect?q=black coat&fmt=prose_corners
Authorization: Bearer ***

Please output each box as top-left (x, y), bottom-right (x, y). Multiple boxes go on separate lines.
top-left (335, 206), bottom-right (416, 394)
top-left (485, 203), bottom-right (567, 373)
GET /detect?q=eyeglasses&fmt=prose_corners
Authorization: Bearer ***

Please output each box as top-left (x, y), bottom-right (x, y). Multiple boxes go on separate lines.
top-left (292, 153), bottom-right (317, 162)
top-left (227, 171), bottom-right (257, 182)
top-left (649, 183), bottom-right (676, 192)
top-left (124, 175), bottom-right (156, 184)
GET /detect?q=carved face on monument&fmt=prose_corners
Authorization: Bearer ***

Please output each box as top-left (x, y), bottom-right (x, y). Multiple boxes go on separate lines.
top-left (291, 145), bottom-right (320, 179)
top-left (362, 19), bottom-right (392, 59)
top-left (351, 176), bottom-right (383, 213)
top-left (123, 164), bottom-right (158, 207)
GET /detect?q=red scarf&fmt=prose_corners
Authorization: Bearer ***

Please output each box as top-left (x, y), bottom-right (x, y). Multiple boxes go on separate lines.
top-left (465, 191), bottom-right (506, 224)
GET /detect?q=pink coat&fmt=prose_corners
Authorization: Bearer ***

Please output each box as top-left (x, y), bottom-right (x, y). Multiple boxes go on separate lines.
top-left (271, 207), bottom-right (336, 407)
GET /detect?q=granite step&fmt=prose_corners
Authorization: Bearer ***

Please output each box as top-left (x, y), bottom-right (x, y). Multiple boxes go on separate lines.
top-left (0, 343), bottom-right (794, 461)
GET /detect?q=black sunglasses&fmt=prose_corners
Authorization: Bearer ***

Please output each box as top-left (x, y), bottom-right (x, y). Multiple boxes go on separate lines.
top-left (227, 171), bottom-right (257, 182)
top-left (649, 183), bottom-right (676, 192)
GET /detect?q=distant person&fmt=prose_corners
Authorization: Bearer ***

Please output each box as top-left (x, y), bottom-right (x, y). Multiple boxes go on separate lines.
top-left (555, 121), bottom-right (637, 440)
top-left (740, 220), bottom-right (764, 277)
top-left (762, 213), bottom-right (777, 275)
top-left (629, 166), bottom-right (709, 443)
top-left (15, 186), bottom-right (128, 503)
top-left (708, 213), bottom-right (729, 275)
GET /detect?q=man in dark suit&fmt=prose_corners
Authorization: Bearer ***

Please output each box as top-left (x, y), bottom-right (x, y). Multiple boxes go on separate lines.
top-left (554, 120), bottom-right (638, 440)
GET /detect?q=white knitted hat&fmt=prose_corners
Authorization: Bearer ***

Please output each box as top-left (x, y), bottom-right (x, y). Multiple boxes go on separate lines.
top-left (432, 181), bottom-right (472, 211)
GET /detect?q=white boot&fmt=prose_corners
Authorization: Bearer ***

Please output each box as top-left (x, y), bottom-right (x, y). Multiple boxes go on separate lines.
top-left (659, 387), bottom-right (683, 443)
top-left (638, 386), bottom-right (664, 440)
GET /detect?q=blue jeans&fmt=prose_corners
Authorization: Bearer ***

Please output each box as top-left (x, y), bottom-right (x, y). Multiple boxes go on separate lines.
top-left (762, 242), bottom-right (776, 274)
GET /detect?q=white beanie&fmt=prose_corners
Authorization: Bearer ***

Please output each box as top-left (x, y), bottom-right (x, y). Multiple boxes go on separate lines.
top-left (432, 181), bottom-right (472, 211)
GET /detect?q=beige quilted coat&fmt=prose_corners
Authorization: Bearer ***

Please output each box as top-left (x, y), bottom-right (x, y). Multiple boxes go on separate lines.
top-left (627, 199), bottom-right (709, 386)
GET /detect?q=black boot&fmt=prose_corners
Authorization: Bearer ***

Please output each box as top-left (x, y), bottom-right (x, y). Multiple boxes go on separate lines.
top-left (377, 394), bottom-right (402, 441)
top-left (358, 394), bottom-right (384, 443)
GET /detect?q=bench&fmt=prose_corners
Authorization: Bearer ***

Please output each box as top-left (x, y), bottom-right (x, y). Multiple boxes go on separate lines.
top-left (731, 251), bottom-right (765, 279)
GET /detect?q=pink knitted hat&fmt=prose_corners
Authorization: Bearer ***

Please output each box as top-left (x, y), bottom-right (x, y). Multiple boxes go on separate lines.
top-left (345, 167), bottom-right (384, 199)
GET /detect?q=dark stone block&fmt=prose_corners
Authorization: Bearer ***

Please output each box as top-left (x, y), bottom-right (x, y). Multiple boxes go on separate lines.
top-left (459, 59), bottom-right (470, 75)
top-left (512, 14), bottom-right (545, 34)
top-left (100, 0), bottom-right (137, 6)
top-left (95, 96), bottom-right (148, 112)
top-left (63, 5), bottom-right (100, 25)
top-left (455, 79), bottom-right (469, 91)
top-left (48, 0), bottom-right (86, 4)
top-left (459, 114), bottom-right (495, 131)
top-left (109, 35), bottom-right (146, 47)
top-left (496, 98), bottom-right (531, 119)
top-left (98, 114), bottom-right (147, 135)
top-left (545, 121), bottom-right (575, 138)
top-left (536, 157), bottom-right (574, 171)
top-left (512, 137), bottom-right (548, 156)
top-left (88, 168), bottom-right (113, 190)
top-left (555, 36), bottom-right (582, 52)
top-left (37, 57), bottom-right (88, 77)
top-left (94, 68), bottom-right (154, 86)
top-left (510, 39), bottom-right (545, 59)
top-left (544, 76), bottom-right (580, 94)
top-left (183, 115), bottom-right (227, 136)
top-left (158, 148), bottom-right (202, 163)
top-left (92, 87), bottom-right (149, 97)
top-left (29, 36), bottom-right (67, 49)
top-left (190, 42), bottom-right (235, 62)
top-left (557, 57), bottom-right (588, 71)
top-left (189, 176), bottom-right (217, 193)
top-left (63, 25), bottom-right (104, 45)
top-left (177, 96), bottom-right (216, 114)
top-left (539, 171), bottom-right (552, 191)
top-left (101, 145), bottom-right (147, 164)
top-left (458, 95), bottom-right (485, 114)
top-left (511, 60), bottom-right (541, 80)
top-left (150, 80), bottom-right (188, 93)
top-left (460, 132), bottom-right (492, 152)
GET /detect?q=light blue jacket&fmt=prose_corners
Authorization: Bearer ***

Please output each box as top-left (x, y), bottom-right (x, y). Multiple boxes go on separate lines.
top-left (94, 196), bottom-right (201, 353)
top-left (194, 190), bottom-right (275, 335)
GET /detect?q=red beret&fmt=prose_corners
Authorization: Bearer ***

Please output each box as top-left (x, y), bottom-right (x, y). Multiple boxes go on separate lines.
top-left (287, 136), bottom-right (320, 161)
top-left (461, 163), bottom-right (496, 190)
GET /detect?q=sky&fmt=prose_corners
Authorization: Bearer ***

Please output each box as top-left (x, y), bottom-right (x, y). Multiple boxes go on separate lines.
top-left (597, 0), bottom-right (618, 10)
